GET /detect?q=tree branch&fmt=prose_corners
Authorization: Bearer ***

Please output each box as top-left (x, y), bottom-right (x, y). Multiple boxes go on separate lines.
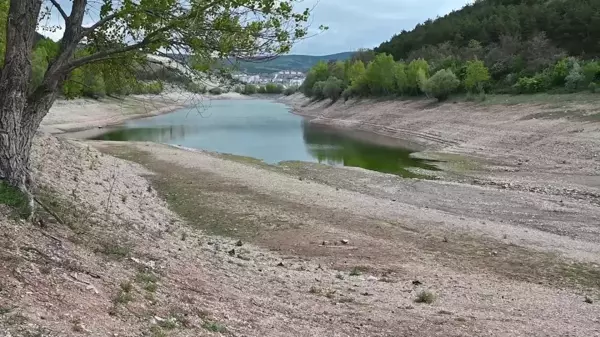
top-left (81, 12), bottom-right (121, 38)
top-left (48, 0), bottom-right (68, 22)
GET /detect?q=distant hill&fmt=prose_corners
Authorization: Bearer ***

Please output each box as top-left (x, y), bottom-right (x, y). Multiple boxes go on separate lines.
top-left (232, 52), bottom-right (354, 74)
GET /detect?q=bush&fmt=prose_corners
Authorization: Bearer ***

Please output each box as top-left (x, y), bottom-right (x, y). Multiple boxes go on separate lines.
top-left (209, 87), bottom-right (223, 95)
top-left (302, 61), bottom-right (330, 97)
top-left (514, 76), bottom-right (543, 94)
top-left (243, 84), bottom-right (257, 95)
top-left (82, 69), bottom-right (106, 98)
top-left (589, 82), bottom-right (598, 93)
top-left (464, 60), bottom-right (490, 93)
top-left (341, 87), bottom-right (354, 101)
top-left (283, 86), bottom-right (297, 96)
top-left (420, 69), bottom-right (459, 101)
top-left (565, 61), bottom-right (584, 91)
top-left (186, 82), bottom-right (207, 94)
top-left (257, 85), bottom-right (267, 94)
top-left (146, 81), bottom-right (163, 95)
top-left (322, 77), bottom-right (343, 101)
top-left (265, 83), bottom-right (284, 94)
top-left (312, 81), bottom-right (326, 99)
top-left (583, 61), bottom-right (600, 84)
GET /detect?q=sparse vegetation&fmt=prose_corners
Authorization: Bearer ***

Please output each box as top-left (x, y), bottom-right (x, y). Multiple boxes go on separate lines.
top-left (202, 321), bottom-right (227, 333)
top-left (349, 267), bottom-right (362, 276)
top-left (0, 181), bottom-right (30, 218)
top-left (114, 288), bottom-right (134, 305)
top-left (415, 290), bottom-right (436, 304)
top-left (136, 270), bottom-right (159, 293)
top-left (97, 241), bottom-right (131, 260)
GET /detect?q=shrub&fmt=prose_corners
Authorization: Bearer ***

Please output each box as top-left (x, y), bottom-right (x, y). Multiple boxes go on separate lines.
top-left (565, 61), bottom-right (584, 91)
top-left (589, 82), bottom-right (598, 93)
top-left (341, 87), bottom-right (354, 101)
top-left (420, 69), bottom-right (459, 101)
top-left (464, 60), bottom-right (490, 93)
top-left (283, 86), bottom-right (297, 96)
top-left (186, 82), bottom-right (207, 94)
top-left (146, 81), bottom-right (163, 95)
top-left (364, 53), bottom-right (397, 96)
top-left (552, 58), bottom-right (569, 86)
top-left (257, 85), bottom-right (267, 94)
top-left (312, 81), bottom-right (326, 99)
top-left (406, 58), bottom-right (430, 94)
top-left (243, 84), bottom-right (257, 95)
top-left (322, 76), bottom-right (343, 101)
top-left (82, 68), bottom-right (106, 98)
top-left (302, 61), bottom-right (330, 97)
top-left (514, 76), bottom-right (543, 94)
top-left (208, 87), bottom-right (223, 95)
top-left (264, 83), bottom-right (284, 94)
top-left (415, 290), bottom-right (436, 304)
top-left (582, 61), bottom-right (600, 84)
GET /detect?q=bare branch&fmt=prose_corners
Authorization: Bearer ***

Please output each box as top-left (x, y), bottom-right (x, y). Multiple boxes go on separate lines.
top-left (48, 0), bottom-right (69, 22)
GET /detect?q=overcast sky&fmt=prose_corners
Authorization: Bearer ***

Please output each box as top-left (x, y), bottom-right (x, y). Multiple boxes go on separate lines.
top-left (40, 0), bottom-right (471, 56)
top-left (291, 0), bottom-right (471, 55)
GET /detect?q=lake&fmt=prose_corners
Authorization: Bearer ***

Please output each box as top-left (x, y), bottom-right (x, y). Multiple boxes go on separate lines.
top-left (92, 99), bottom-right (438, 177)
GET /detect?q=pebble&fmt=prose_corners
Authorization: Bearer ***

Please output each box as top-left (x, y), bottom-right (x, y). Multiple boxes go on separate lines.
top-left (341, 239), bottom-right (349, 245)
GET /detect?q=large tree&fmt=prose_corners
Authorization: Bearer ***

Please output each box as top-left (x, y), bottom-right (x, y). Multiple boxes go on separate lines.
top-left (0, 0), bottom-right (313, 196)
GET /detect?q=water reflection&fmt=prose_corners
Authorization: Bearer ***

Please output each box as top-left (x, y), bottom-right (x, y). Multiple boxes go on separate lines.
top-left (94, 124), bottom-right (199, 142)
top-left (302, 122), bottom-right (438, 177)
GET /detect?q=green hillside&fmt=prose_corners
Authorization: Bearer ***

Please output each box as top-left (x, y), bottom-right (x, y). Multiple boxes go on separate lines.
top-left (232, 52), bottom-right (353, 74)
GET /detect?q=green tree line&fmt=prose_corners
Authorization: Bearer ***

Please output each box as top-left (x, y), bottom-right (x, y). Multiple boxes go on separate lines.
top-left (301, 50), bottom-right (600, 102)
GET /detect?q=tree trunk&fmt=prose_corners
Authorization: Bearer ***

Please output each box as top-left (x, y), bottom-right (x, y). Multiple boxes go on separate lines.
top-left (0, 0), bottom-right (43, 188)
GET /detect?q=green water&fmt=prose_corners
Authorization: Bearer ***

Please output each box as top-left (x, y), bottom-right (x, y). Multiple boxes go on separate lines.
top-left (92, 99), bottom-right (438, 177)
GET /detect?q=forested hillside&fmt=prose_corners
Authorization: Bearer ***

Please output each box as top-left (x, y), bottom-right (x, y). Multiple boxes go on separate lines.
top-left (301, 0), bottom-right (600, 103)
top-left (376, 0), bottom-right (600, 60)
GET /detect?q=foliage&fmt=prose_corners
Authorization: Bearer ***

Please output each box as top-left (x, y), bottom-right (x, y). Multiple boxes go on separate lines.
top-left (589, 82), bottom-right (598, 93)
top-left (514, 77), bottom-right (544, 94)
top-left (363, 53), bottom-right (397, 96)
top-left (464, 60), bottom-right (490, 93)
top-left (283, 85), bottom-right (298, 95)
top-left (565, 62), bottom-right (585, 92)
top-left (265, 83), bottom-right (284, 94)
top-left (420, 69), bottom-right (460, 101)
top-left (312, 81), bottom-right (326, 100)
top-left (406, 59), bottom-right (430, 94)
top-left (257, 85), bottom-right (267, 94)
top-left (375, 0), bottom-right (600, 60)
top-left (243, 84), bottom-right (257, 95)
top-left (0, 181), bottom-right (30, 218)
top-left (341, 87), bottom-right (354, 101)
top-left (302, 61), bottom-right (330, 97)
top-left (31, 47), bottom-right (49, 89)
top-left (82, 67), bottom-right (106, 98)
top-left (322, 77), bottom-right (343, 101)
top-left (582, 61), bottom-right (600, 84)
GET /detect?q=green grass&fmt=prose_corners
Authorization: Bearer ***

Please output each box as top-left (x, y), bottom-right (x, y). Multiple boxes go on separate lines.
top-left (0, 181), bottom-right (30, 218)
top-left (97, 241), bottom-right (131, 260)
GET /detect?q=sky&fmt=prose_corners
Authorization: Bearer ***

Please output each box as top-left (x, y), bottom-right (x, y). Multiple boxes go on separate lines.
top-left (290, 0), bottom-right (471, 55)
top-left (39, 0), bottom-right (472, 56)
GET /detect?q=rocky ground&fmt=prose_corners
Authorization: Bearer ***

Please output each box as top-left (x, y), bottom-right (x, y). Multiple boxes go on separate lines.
top-left (1, 94), bottom-right (599, 336)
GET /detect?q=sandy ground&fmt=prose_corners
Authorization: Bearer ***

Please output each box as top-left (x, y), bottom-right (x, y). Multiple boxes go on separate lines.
top-left (1, 94), bottom-right (600, 336)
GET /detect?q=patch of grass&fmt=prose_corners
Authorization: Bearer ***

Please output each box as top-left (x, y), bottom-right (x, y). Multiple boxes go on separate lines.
top-left (202, 321), bottom-right (227, 333)
top-left (415, 290), bottom-right (436, 304)
top-left (0, 181), bottom-right (30, 218)
top-left (136, 270), bottom-right (159, 293)
top-left (349, 267), bottom-right (363, 276)
top-left (335, 273), bottom-right (345, 280)
top-left (0, 307), bottom-right (13, 315)
top-left (114, 289), bottom-right (134, 305)
top-left (144, 282), bottom-right (158, 292)
top-left (97, 241), bottom-right (131, 260)
top-left (120, 281), bottom-right (133, 293)
top-left (149, 326), bottom-right (167, 337)
top-left (338, 296), bottom-right (355, 303)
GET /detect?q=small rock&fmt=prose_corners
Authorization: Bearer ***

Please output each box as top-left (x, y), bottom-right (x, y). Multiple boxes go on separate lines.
top-left (298, 177), bottom-right (303, 181)
top-left (321, 241), bottom-right (329, 246)
top-left (235, 240), bottom-right (243, 247)
top-left (437, 310), bottom-right (453, 315)
top-left (442, 237), bottom-right (448, 243)
top-left (341, 239), bottom-right (349, 245)
top-left (491, 251), bottom-right (498, 256)
top-left (228, 249), bottom-right (235, 256)
top-left (584, 296), bottom-right (594, 304)
top-left (367, 276), bottom-right (378, 281)
top-left (277, 262), bottom-right (285, 267)
top-left (412, 280), bottom-right (422, 286)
